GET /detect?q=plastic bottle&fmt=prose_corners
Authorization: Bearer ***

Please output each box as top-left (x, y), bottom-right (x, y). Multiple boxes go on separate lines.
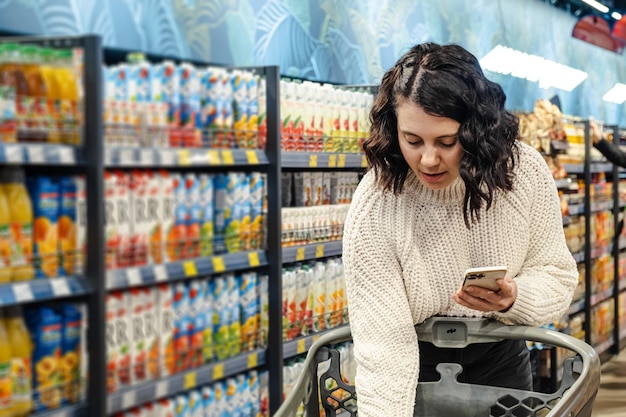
top-left (53, 49), bottom-right (79, 145)
top-left (0, 312), bottom-right (13, 417)
top-left (1, 168), bottom-right (34, 281)
top-left (0, 182), bottom-right (11, 283)
top-left (39, 47), bottom-right (61, 143)
top-left (20, 45), bottom-right (48, 142)
top-left (5, 306), bottom-right (32, 417)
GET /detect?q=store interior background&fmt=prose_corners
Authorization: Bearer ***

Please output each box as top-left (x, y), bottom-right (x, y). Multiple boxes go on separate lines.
top-left (1, 0), bottom-right (626, 126)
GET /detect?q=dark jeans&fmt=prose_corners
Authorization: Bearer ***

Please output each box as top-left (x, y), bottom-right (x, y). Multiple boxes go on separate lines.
top-left (418, 338), bottom-right (532, 390)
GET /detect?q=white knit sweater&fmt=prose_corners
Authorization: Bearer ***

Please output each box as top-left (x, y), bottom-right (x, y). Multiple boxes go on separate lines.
top-left (342, 142), bottom-right (578, 416)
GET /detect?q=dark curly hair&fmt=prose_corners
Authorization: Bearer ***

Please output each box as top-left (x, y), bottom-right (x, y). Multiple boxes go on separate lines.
top-left (363, 42), bottom-right (520, 228)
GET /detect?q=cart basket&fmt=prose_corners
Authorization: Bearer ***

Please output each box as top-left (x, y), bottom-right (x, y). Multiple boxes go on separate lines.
top-left (275, 317), bottom-right (601, 417)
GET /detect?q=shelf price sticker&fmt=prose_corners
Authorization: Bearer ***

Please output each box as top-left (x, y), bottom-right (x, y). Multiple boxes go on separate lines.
top-left (297, 338), bottom-right (307, 354)
top-left (212, 257), bottom-right (226, 273)
top-left (139, 148), bottom-right (153, 166)
top-left (58, 146), bottom-right (74, 164)
top-left (153, 264), bottom-right (167, 282)
top-left (12, 283), bottom-right (33, 303)
top-left (155, 380), bottom-right (168, 399)
top-left (50, 279), bottom-right (70, 296)
top-left (178, 149), bottom-right (191, 166)
top-left (126, 268), bottom-right (142, 286)
top-left (328, 154), bottom-right (337, 168)
top-left (315, 245), bottom-right (325, 258)
top-left (361, 154), bottom-right (367, 168)
top-left (337, 154), bottom-right (346, 168)
top-left (312, 334), bottom-right (321, 344)
top-left (4, 144), bottom-right (23, 163)
top-left (246, 150), bottom-right (259, 164)
top-left (248, 252), bottom-right (260, 267)
top-left (296, 247), bottom-right (306, 261)
top-left (222, 150), bottom-right (234, 165)
top-left (212, 363), bottom-right (224, 381)
top-left (207, 150), bottom-right (221, 165)
top-left (308, 154), bottom-right (318, 167)
top-left (183, 261), bottom-right (197, 277)
top-left (247, 352), bottom-right (258, 369)
top-left (27, 145), bottom-right (45, 163)
top-left (122, 391), bottom-right (136, 411)
top-left (183, 371), bottom-right (197, 389)
top-left (120, 148), bottom-right (134, 165)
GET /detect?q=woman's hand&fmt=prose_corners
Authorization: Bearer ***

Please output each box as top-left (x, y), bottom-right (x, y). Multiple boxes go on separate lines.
top-left (590, 120), bottom-right (603, 144)
top-left (452, 276), bottom-right (517, 313)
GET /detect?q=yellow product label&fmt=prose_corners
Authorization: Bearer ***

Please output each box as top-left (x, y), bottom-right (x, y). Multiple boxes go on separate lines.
top-left (0, 361), bottom-right (11, 409)
top-left (11, 356), bottom-right (32, 402)
top-left (9, 221), bottom-right (32, 267)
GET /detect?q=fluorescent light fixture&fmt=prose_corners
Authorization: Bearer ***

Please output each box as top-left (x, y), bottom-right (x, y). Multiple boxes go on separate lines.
top-left (480, 45), bottom-right (588, 92)
top-left (611, 11), bottom-right (623, 20)
top-left (582, 0), bottom-right (610, 14)
top-left (602, 83), bottom-right (626, 104)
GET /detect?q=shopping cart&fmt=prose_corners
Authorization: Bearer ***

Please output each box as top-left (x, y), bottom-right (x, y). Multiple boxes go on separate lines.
top-left (275, 317), bottom-right (601, 417)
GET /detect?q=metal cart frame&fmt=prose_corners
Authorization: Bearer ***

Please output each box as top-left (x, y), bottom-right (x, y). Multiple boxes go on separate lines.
top-left (275, 317), bottom-right (601, 417)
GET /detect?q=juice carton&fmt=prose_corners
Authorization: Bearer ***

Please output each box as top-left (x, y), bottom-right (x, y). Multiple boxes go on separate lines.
top-left (239, 272), bottom-right (259, 351)
top-left (58, 304), bottom-right (81, 404)
top-left (156, 398), bottom-right (176, 417)
top-left (212, 381), bottom-right (226, 417)
top-left (159, 171), bottom-right (175, 263)
top-left (144, 170), bottom-right (162, 264)
top-left (129, 170), bottom-right (148, 267)
top-left (27, 176), bottom-right (60, 278)
top-left (230, 70), bottom-right (249, 148)
top-left (173, 394), bottom-right (189, 417)
top-left (201, 280), bottom-right (213, 363)
top-left (248, 371), bottom-right (260, 417)
top-left (187, 279), bottom-right (205, 368)
top-left (213, 174), bottom-right (227, 254)
top-left (249, 173), bottom-right (264, 250)
top-left (142, 286), bottom-right (159, 381)
top-left (211, 276), bottom-right (230, 360)
top-left (223, 377), bottom-right (238, 416)
top-left (168, 173), bottom-right (187, 261)
top-left (151, 61), bottom-right (180, 147)
top-left (0, 85), bottom-right (17, 143)
top-left (220, 70), bottom-right (234, 144)
top-left (127, 59), bottom-right (152, 147)
top-left (282, 269), bottom-right (296, 341)
top-left (187, 389), bottom-right (202, 417)
top-left (104, 171), bottom-right (132, 269)
top-left (312, 262), bottom-right (326, 332)
top-left (75, 176), bottom-right (86, 274)
top-left (178, 63), bottom-right (201, 148)
top-left (257, 78), bottom-right (267, 150)
top-left (198, 174), bottom-right (214, 257)
top-left (296, 266), bottom-right (313, 336)
top-left (238, 174), bottom-right (251, 251)
top-left (23, 306), bottom-right (62, 412)
top-left (128, 288), bottom-right (146, 385)
top-left (172, 283), bottom-right (190, 372)
top-left (105, 294), bottom-right (117, 393)
top-left (237, 373), bottom-right (252, 416)
top-left (58, 177), bottom-right (77, 276)
top-left (200, 67), bottom-right (223, 147)
top-left (184, 173), bottom-right (201, 259)
top-left (111, 291), bottom-right (131, 388)
top-left (227, 273), bottom-right (241, 357)
top-left (246, 72), bottom-right (259, 149)
top-left (258, 275), bottom-right (269, 348)
top-left (156, 283), bottom-right (174, 378)
top-left (201, 386), bottom-right (214, 416)
top-left (222, 173), bottom-right (243, 253)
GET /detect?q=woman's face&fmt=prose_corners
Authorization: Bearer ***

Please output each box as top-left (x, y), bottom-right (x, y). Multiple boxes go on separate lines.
top-left (396, 101), bottom-right (463, 190)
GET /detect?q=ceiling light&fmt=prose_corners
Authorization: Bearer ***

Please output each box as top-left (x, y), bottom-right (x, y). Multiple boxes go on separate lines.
top-left (582, 0), bottom-right (610, 14)
top-left (480, 45), bottom-right (588, 92)
top-left (612, 11), bottom-right (623, 20)
top-left (602, 83), bottom-right (626, 104)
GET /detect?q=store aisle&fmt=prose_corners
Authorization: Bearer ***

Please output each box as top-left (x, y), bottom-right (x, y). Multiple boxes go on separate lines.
top-left (591, 349), bottom-right (626, 416)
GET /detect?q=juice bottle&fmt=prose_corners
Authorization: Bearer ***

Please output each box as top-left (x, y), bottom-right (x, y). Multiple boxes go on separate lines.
top-left (20, 45), bottom-right (48, 143)
top-left (0, 312), bottom-right (13, 417)
top-left (52, 49), bottom-right (79, 145)
top-left (1, 168), bottom-right (34, 281)
top-left (0, 43), bottom-right (26, 144)
top-left (39, 48), bottom-right (61, 143)
top-left (0, 184), bottom-right (11, 283)
top-left (5, 306), bottom-right (32, 417)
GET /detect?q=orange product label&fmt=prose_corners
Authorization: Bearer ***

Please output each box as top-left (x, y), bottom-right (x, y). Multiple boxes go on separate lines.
top-left (0, 361), bottom-right (10, 409)
top-left (9, 221), bottom-right (32, 267)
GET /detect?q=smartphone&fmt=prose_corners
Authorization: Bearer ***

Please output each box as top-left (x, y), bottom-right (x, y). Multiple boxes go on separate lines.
top-left (461, 266), bottom-right (507, 292)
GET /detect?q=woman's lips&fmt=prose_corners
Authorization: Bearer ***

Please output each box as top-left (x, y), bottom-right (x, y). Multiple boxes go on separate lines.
top-left (420, 171), bottom-right (446, 183)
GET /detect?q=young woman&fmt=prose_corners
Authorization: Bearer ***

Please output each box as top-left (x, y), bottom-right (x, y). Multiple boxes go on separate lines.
top-left (342, 42), bottom-right (578, 416)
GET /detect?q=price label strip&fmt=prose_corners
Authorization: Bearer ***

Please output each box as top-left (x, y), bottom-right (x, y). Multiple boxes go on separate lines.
top-left (27, 145), bottom-right (45, 163)
top-left (183, 371), bottom-right (197, 389)
top-left (12, 283), bottom-right (34, 303)
top-left (212, 363), bottom-right (224, 381)
top-left (246, 150), bottom-right (259, 164)
top-left (328, 154), bottom-right (337, 168)
top-left (50, 279), bottom-right (71, 296)
top-left (248, 252), bottom-right (260, 267)
top-left (296, 247), bottom-right (306, 261)
top-left (212, 257), bottom-right (226, 273)
top-left (309, 154), bottom-right (318, 168)
top-left (337, 154), bottom-right (346, 168)
top-left (183, 261), bottom-right (198, 277)
top-left (222, 150), bottom-right (234, 165)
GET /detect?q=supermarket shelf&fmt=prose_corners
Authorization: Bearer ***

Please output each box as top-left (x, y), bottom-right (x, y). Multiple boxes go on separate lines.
top-left (107, 349), bottom-right (265, 413)
top-left (572, 250), bottom-right (584, 263)
top-left (104, 147), bottom-right (269, 167)
top-left (281, 152), bottom-right (366, 169)
top-left (33, 403), bottom-right (87, 417)
top-left (562, 162), bottom-right (613, 174)
top-left (0, 143), bottom-right (78, 165)
top-left (593, 337), bottom-right (614, 356)
top-left (620, 279), bottom-right (626, 292)
top-left (562, 216), bottom-right (572, 226)
top-left (568, 203), bottom-right (583, 216)
top-left (0, 277), bottom-right (92, 307)
top-left (106, 250), bottom-right (268, 290)
top-left (283, 324), bottom-right (350, 360)
top-left (282, 240), bottom-right (343, 264)
top-left (591, 288), bottom-right (614, 307)
top-left (567, 201), bottom-right (613, 215)
top-left (568, 298), bottom-right (585, 315)
top-left (554, 178), bottom-right (573, 189)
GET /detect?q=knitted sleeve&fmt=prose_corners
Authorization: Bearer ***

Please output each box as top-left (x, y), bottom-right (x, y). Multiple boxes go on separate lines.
top-left (489, 145), bottom-right (578, 325)
top-left (342, 172), bottom-right (420, 417)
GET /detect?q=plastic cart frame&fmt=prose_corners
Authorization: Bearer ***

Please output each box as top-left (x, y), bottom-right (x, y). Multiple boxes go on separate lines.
top-left (275, 317), bottom-right (601, 417)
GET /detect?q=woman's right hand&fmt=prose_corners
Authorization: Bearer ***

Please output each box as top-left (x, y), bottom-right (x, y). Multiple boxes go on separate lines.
top-left (590, 120), bottom-right (603, 144)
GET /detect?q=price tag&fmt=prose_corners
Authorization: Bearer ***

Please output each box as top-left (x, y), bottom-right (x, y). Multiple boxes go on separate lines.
top-left (207, 150), bottom-right (221, 165)
top-left (155, 380), bottom-right (168, 399)
top-left (183, 371), bottom-right (197, 389)
top-left (328, 154), bottom-right (337, 168)
top-left (312, 334), bottom-right (321, 344)
top-left (126, 268), bottom-right (142, 286)
top-left (4, 144), bottom-right (23, 163)
top-left (222, 150), bottom-right (234, 165)
top-left (338, 154), bottom-right (346, 168)
top-left (297, 338), bottom-right (307, 354)
top-left (247, 352), bottom-right (258, 369)
top-left (178, 149), bottom-right (191, 166)
top-left (153, 264), bottom-right (167, 282)
top-left (183, 261), bottom-right (197, 277)
top-left (12, 283), bottom-right (33, 303)
top-left (50, 279), bottom-right (70, 296)
top-left (308, 154), bottom-right (318, 167)
top-left (248, 252), bottom-right (260, 267)
top-left (296, 247), bottom-right (306, 261)
top-left (246, 150), bottom-right (259, 164)
top-left (160, 149), bottom-right (176, 166)
top-left (27, 145), bottom-right (45, 163)
top-left (315, 245), bottom-right (325, 258)
top-left (122, 391), bottom-right (136, 410)
top-left (120, 148), bottom-right (134, 165)
top-left (212, 257), bottom-right (226, 273)
top-left (361, 154), bottom-right (367, 168)
top-left (139, 148), bottom-right (153, 166)
top-left (104, 148), bottom-right (113, 165)
top-left (212, 363), bottom-right (224, 380)
top-left (58, 146), bottom-right (74, 164)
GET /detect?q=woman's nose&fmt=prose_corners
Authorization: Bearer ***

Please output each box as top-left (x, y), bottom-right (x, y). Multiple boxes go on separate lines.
top-left (420, 146), bottom-right (439, 167)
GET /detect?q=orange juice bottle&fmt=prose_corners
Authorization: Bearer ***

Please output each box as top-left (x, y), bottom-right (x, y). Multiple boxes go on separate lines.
top-left (39, 48), bottom-right (61, 143)
top-left (0, 311), bottom-right (13, 417)
top-left (5, 306), bottom-right (32, 417)
top-left (52, 49), bottom-right (79, 145)
top-left (1, 168), bottom-right (34, 281)
top-left (20, 45), bottom-right (48, 143)
top-left (0, 183), bottom-right (11, 284)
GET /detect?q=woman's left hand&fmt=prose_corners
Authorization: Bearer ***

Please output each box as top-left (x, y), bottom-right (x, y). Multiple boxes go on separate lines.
top-left (452, 276), bottom-right (517, 312)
